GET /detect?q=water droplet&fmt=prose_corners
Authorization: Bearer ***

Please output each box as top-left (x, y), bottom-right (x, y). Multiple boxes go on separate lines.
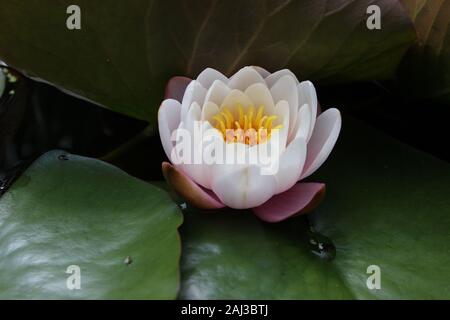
top-left (179, 202), bottom-right (187, 210)
top-left (58, 154), bottom-right (69, 161)
top-left (124, 256), bottom-right (132, 265)
top-left (307, 227), bottom-right (336, 261)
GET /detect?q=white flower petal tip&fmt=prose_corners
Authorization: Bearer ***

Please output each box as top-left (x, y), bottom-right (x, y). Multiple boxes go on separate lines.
top-left (298, 80), bottom-right (318, 140)
top-left (211, 165), bottom-right (277, 209)
top-left (244, 83), bottom-right (275, 113)
top-left (270, 75), bottom-right (299, 135)
top-left (229, 66), bottom-right (265, 90)
top-left (252, 182), bottom-right (326, 222)
top-left (180, 80), bottom-right (207, 121)
top-left (291, 103), bottom-right (311, 142)
top-left (250, 66), bottom-right (271, 78)
top-left (164, 76), bottom-right (192, 102)
top-left (204, 80), bottom-right (231, 107)
top-left (162, 162), bottom-right (225, 209)
top-left (301, 108), bottom-right (342, 179)
top-left (265, 69), bottom-right (299, 87)
top-left (196, 68), bottom-right (228, 88)
top-left (158, 99), bottom-right (181, 159)
top-left (221, 89), bottom-right (253, 109)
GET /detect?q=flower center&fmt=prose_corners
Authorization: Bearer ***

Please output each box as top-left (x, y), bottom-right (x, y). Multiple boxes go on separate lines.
top-left (212, 104), bottom-right (282, 145)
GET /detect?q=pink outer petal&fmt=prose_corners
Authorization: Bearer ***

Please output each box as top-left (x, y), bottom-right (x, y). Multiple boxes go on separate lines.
top-left (164, 76), bottom-right (192, 102)
top-left (162, 162), bottom-right (225, 209)
top-left (252, 182), bottom-right (326, 223)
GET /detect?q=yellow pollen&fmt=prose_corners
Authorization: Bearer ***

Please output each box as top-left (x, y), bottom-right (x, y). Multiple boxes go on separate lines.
top-left (213, 104), bottom-right (282, 145)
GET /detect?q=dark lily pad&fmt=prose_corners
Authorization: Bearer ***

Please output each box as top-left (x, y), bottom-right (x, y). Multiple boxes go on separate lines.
top-left (399, 0), bottom-right (450, 103)
top-left (0, 0), bottom-right (415, 121)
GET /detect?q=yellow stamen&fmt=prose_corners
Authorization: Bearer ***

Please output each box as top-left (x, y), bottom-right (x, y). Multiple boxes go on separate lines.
top-left (248, 106), bottom-right (254, 129)
top-left (271, 124), bottom-right (283, 130)
top-left (258, 116), bottom-right (267, 129)
top-left (213, 115), bottom-right (226, 136)
top-left (255, 106), bottom-right (264, 128)
top-left (238, 104), bottom-right (244, 126)
top-left (265, 115), bottom-right (277, 131)
top-left (221, 112), bottom-right (231, 128)
top-left (223, 108), bottom-right (234, 123)
top-left (213, 103), bottom-right (282, 145)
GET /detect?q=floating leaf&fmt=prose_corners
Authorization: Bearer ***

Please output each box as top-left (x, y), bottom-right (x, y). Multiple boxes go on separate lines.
top-left (0, 0), bottom-right (415, 121)
top-left (0, 151), bottom-right (183, 299)
top-left (399, 0), bottom-right (450, 103)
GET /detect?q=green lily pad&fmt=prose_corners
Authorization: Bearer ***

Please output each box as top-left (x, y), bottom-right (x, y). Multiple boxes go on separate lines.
top-left (179, 211), bottom-right (353, 299)
top-left (0, 0), bottom-right (415, 121)
top-left (399, 0), bottom-right (450, 103)
top-left (179, 116), bottom-right (450, 299)
top-left (0, 150), bottom-right (183, 299)
top-left (311, 115), bottom-right (450, 299)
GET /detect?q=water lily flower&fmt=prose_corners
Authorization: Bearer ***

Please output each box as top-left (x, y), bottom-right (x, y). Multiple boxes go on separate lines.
top-left (159, 66), bottom-right (341, 222)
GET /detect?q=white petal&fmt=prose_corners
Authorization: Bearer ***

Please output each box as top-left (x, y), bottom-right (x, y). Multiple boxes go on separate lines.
top-left (205, 134), bottom-right (250, 189)
top-left (196, 68), bottom-right (228, 88)
top-left (244, 83), bottom-right (275, 114)
top-left (300, 108), bottom-right (341, 179)
top-left (273, 100), bottom-right (290, 151)
top-left (204, 80), bottom-right (231, 107)
top-left (265, 69), bottom-right (299, 87)
top-left (247, 136), bottom-right (281, 171)
top-left (181, 80), bottom-right (206, 122)
top-left (229, 66), bottom-right (265, 90)
top-left (210, 140), bottom-right (249, 173)
top-left (202, 121), bottom-right (223, 142)
top-left (298, 81), bottom-right (318, 141)
top-left (251, 66), bottom-right (271, 78)
top-left (184, 102), bottom-right (201, 133)
top-left (221, 89), bottom-right (253, 111)
top-left (201, 101), bottom-right (220, 122)
top-left (290, 103), bottom-right (311, 142)
top-left (274, 137), bottom-right (307, 194)
top-left (270, 75), bottom-right (298, 136)
top-left (181, 121), bottom-right (215, 188)
top-left (158, 99), bottom-right (181, 159)
top-left (211, 165), bottom-right (277, 209)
